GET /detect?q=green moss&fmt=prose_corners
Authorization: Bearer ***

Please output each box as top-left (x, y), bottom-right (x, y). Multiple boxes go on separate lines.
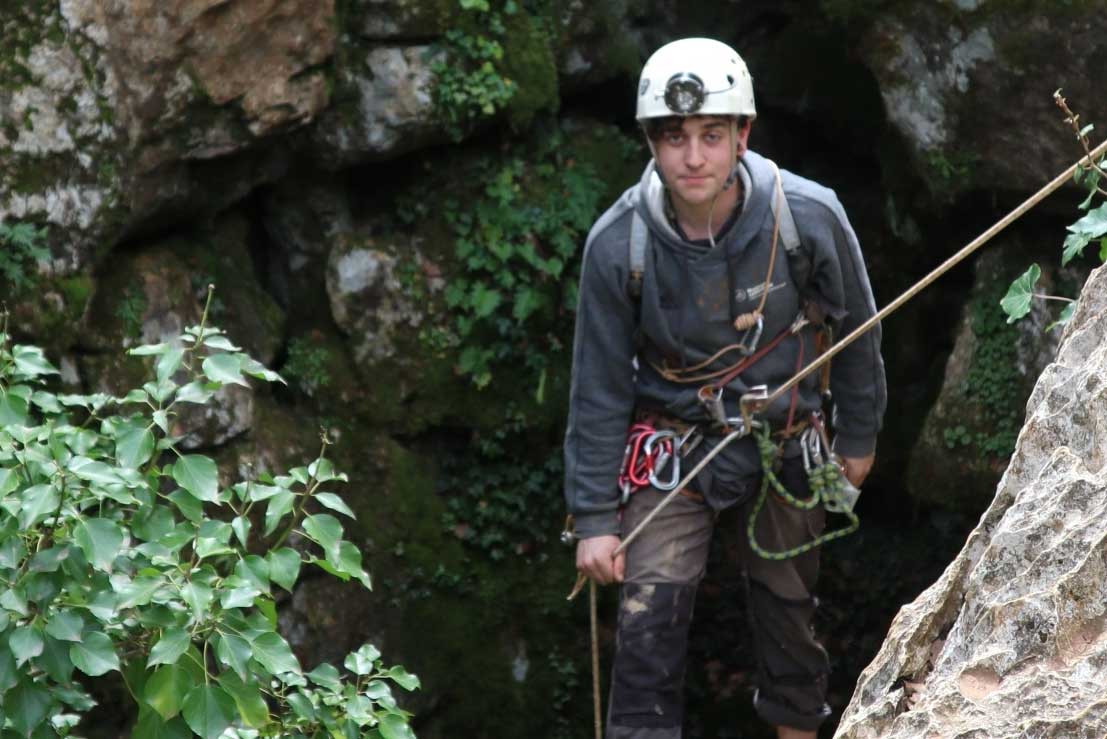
top-left (499, 11), bottom-right (559, 130)
top-left (960, 284), bottom-right (1022, 458)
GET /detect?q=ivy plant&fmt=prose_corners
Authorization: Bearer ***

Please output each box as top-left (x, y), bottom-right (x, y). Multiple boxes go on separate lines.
top-left (430, 1), bottom-right (519, 141)
top-left (0, 221), bottom-right (49, 290)
top-left (1002, 92), bottom-right (1105, 327)
top-left (425, 129), bottom-right (607, 390)
top-left (0, 295), bottom-right (419, 738)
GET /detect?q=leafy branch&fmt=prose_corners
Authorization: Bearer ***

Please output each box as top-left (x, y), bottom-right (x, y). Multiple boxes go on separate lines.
top-left (1001, 92), bottom-right (1106, 326)
top-left (0, 309), bottom-right (419, 738)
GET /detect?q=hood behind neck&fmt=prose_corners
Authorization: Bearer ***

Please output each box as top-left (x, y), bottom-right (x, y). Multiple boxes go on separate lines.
top-left (636, 151), bottom-right (773, 253)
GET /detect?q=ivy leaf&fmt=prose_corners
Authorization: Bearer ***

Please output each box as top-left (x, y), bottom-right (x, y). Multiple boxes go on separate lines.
top-left (387, 665), bottom-right (422, 691)
top-left (326, 540), bottom-right (372, 590)
top-left (214, 632), bottom-right (251, 681)
top-left (75, 517), bottom-right (126, 573)
top-left (315, 492), bottom-right (356, 519)
top-left (7, 679), bottom-right (53, 737)
top-left (45, 610), bottom-right (85, 642)
top-left (302, 513), bottom-right (343, 554)
top-left (264, 489), bottom-right (295, 536)
top-left (0, 387), bottom-right (29, 425)
top-left (10, 624), bottom-right (45, 666)
top-left (306, 663), bottom-right (342, 691)
top-left (1047, 301), bottom-right (1078, 332)
top-left (379, 713), bottom-right (417, 739)
top-left (172, 455), bottom-right (219, 502)
top-left (12, 345), bottom-right (58, 377)
top-left (18, 483), bottom-right (59, 529)
top-left (181, 683), bottom-right (237, 739)
top-left (156, 346), bottom-right (185, 385)
top-left (1000, 263), bottom-right (1041, 323)
top-left (251, 631), bottom-right (301, 676)
top-left (201, 354), bottom-right (249, 387)
top-left (267, 548), bottom-right (301, 592)
top-left (345, 644), bottom-right (381, 676)
top-left (71, 631), bottom-right (121, 676)
top-left (132, 709), bottom-right (192, 739)
top-left (144, 663), bottom-right (195, 720)
top-left (471, 284), bottom-right (502, 318)
top-left (117, 425), bottom-right (156, 469)
top-left (1063, 202), bottom-right (1107, 264)
top-left (148, 628), bottom-right (191, 667)
top-left (217, 670), bottom-right (269, 728)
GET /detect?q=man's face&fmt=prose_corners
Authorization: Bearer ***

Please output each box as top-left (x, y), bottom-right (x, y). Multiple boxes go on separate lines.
top-left (653, 116), bottom-right (751, 210)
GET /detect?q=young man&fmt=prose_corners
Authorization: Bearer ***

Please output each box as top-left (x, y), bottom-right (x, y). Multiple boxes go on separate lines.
top-left (563, 38), bottom-right (886, 738)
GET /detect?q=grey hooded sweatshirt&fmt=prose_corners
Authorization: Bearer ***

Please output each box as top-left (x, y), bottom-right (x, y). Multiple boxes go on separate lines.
top-left (563, 150), bottom-right (887, 539)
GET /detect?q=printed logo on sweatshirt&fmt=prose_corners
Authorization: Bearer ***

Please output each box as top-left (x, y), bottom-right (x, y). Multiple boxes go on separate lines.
top-left (734, 281), bottom-right (785, 303)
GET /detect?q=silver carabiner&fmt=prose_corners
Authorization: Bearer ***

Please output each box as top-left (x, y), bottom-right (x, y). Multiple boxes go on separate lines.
top-left (739, 314), bottom-right (764, 355)
top-left (644, 430), bottom-right (680, 491)
top-left (698, 386), bottom-right (729, 427)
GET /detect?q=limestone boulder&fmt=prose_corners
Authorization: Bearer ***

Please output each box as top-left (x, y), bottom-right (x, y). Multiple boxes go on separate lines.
top-left (856, 3), bottom-right (1107, 196)
top-left (1, 0), bottom-right (335, 272)
top-left (835, 263), bottom-right (1107, 738)
top-left (325, 236), bottom-right (440, 368)
top-left (310, 45), bottom-right (445, 169)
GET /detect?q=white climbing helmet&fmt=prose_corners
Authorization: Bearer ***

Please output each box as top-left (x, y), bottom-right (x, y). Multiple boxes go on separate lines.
top-left (635, 37), bottom-right (756, 121)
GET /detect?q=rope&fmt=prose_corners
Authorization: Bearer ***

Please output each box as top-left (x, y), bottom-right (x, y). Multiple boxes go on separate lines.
top-left (743, 136), bottom-right (1107, 418)
top-left (746, 426), bottom-right (860, 560)
top-left (590, 579), bottom-right (602, 739)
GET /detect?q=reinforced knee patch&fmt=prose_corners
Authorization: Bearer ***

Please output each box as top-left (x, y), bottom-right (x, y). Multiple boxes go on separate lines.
top-left (745, 576), bottom-right (831, 730)
top-left (608, 582), bottom-right (697, 730)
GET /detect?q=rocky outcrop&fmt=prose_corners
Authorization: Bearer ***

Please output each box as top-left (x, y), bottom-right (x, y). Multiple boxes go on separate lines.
top-left (856, 3), bottom-right (1107, 196)
top-left (836, 263), bottom-right (1107, 738)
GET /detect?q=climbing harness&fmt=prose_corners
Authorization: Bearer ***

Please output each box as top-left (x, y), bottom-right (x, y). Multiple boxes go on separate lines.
top-left (567, 136), bottom-right (1107, 739)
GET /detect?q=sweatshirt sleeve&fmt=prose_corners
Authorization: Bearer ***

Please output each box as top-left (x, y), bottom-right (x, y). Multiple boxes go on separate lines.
top-left (803, 194), bottom-right (887, 457)
top-left (563, 219), bottom-right (639, 538)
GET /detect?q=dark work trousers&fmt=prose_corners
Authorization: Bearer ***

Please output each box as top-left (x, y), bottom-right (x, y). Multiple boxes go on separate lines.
top-left (607, 456), bottom-right (831, 738)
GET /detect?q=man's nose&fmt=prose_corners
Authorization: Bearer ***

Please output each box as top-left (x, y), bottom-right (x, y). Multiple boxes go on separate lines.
top-left (685, 139), bottom-right (705, 168)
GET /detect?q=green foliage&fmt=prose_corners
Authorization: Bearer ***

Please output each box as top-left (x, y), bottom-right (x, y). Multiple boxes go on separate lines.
top-left (0, 221), bottom-right (49, 289)
top-left (409, 126), bottom-right (608, 390)
top-left (0, 305), bottom-right (419, 737)
top-left (1003, 107), bottom-right (1105, 327)
top-left (431, 1), bottom-right (519, 140)
top-left (116, 287), bottom-right (148, 339)
top-left (961, 289), bottom-right (1023, 458)
top-left (999, 263), bottom-right (1041, 324)
top-left (281, 336), bottom-right (332, 398)
top-left (942, 424), bottom-right (972, 450)
top-left (441, 412), bottom-right (562, 561)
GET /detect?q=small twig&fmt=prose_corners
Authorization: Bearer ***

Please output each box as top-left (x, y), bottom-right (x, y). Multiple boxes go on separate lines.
top-left (1055, 90), bottom-right (1107, 197)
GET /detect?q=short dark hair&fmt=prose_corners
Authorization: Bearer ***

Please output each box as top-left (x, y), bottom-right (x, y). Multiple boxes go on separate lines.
top-left (643, 114), bottom-right (751, 141)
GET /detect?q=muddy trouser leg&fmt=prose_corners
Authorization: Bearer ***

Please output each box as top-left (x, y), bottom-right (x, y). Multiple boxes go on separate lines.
top-left (739, 456), bottom-right (832, 732)
top-left (607, 488), bottom-right (714, 739)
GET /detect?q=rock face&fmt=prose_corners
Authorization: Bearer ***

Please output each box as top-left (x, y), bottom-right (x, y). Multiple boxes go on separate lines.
top-left (836, 263), bottom-right (1107, 738)
top-left (857, 4), bottom-right (1107, 196)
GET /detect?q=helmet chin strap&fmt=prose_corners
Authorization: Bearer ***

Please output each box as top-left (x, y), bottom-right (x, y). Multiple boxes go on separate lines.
top-left (707, 119), bottom-right (742, 250)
